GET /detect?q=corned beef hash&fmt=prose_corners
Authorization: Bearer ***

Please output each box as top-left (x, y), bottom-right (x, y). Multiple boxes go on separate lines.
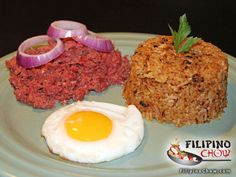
top-left (6, 20), bottom-right (130, 109)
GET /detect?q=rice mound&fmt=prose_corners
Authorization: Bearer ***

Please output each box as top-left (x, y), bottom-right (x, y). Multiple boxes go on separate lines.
top-left (123, 35), bottom-right (228, 126)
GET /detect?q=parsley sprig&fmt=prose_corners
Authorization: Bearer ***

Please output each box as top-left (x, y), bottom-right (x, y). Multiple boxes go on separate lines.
top-left (169, 14), bottom-right (200, 53)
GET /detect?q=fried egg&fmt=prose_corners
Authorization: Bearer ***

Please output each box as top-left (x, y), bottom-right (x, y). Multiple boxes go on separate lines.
top-left (42, 101), bottom-right (144, 163)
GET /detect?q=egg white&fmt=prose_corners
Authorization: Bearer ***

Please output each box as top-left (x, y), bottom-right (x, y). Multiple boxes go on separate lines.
top-left (42, 101), bottom-right (144, 163)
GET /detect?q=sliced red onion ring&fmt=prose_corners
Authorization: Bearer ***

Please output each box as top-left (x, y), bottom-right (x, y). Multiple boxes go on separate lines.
top-left (47, 20), bottom-right (88, 39)
top-left (73, 32), bottom-right (114, 52)
top-left (17, 35), bottom-right (64, 68)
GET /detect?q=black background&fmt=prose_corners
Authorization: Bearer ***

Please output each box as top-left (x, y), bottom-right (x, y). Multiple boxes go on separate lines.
top-left (0, 0), bottom-right (236, 57)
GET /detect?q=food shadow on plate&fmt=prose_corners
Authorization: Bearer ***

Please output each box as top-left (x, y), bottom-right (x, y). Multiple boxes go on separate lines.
top-left (85, 85), bottom-right (126, 106)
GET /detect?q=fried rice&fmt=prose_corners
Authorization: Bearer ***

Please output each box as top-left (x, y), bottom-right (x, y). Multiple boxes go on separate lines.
top-left (123, 35), bottom-right (228, 126)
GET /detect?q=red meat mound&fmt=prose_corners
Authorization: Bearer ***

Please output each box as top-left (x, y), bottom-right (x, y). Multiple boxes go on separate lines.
top-left (6, 38), bottom-right (130, 109)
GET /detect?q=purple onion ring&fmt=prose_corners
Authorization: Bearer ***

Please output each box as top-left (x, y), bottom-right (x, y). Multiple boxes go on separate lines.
top-left (47, 20), bottom-right (88, 39)
top-left (73, 31), bottom-right (114, 52)
top-left (17, 35), bottom-right (64, 68)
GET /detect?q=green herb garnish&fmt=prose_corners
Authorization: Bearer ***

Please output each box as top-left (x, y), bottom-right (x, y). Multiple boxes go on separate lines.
top-left (168, 14), bottom-right (200, 53)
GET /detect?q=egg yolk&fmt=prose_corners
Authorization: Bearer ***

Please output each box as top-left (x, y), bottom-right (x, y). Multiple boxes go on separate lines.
top-left (64, 111), bottom-right (112, 141)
